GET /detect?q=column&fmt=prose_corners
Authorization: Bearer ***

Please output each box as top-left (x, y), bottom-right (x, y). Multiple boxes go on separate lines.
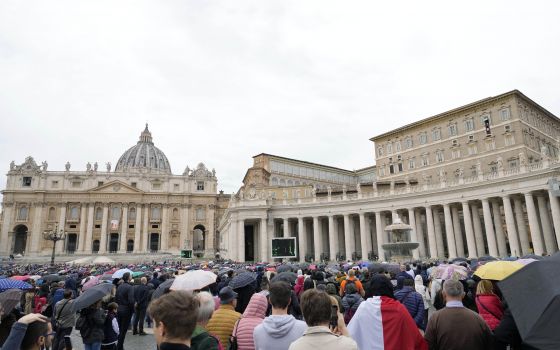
top-left (461, 201), bottom-right (477, 258)
top-left (414, 210), bottom-right (427, 258)
top-left (513, 197), bottom-right (530, 255)
top-left (524, 193), bottom-right (544, 255)
top-left (549, 190), bottom-right (560, 249)
top-left (283, 218), bottom-right (290, 238)
top-left (77, 203), bottom-right (87, 252)
top-left (471, 203), bottom-right (486, 257)
top-left (229, 218), bottom-right (238, 260)
top-left (451, 206), bottom-right (465, 258)
top-left (491, 201), bottom-right (508, 257)
top-left (407, 209), bottom-right (420, 260)
top-left (313, 216), bottom-right (321, 261)
top-left (0, 203), bottom-right (14, 255)
top-left (57, 204), bottom-right (67, 253)
top-left (433, 207), bottom-right (445, 258)
top-left (237, 219), bottom-right (245, 261)
top-left (160, 205), bottom-right (169, 252)
top-left (343, 214), bottom-right (354, 261)
top-left (260, 218), bottom-right (268, 262)
top-left (134, 205), bottom-right (142, 252)
top-left (99, 204), bottom-right (109, 254)
top-left (537, 195), bottom-right (556, 254)
top-left (142, 205), bottom-right (149, 253)
top-left (424, 206), bottom-right (438, 259)
top-left (374, 212), bottom-right (385, 261)
top-left (328, 215), bottom-right (338, 261)
top-left (179, 204), bottom-right (190, 251)
top-left (443, 204), bottom-right (457, 259)
top-left (119, 204), bottom-right (128, 253)
top-left (297, 217), bottom-right (306, 262)
top-left (502, 196), bottom-right (521, 257)
top-left (359, 213), bottom-right (369, 261)
top-left (85, 204), bottom-right (95, 253)
top-left (481, 199), bottom-right (498, 257)
top-left (207, 205), bottom-right (216, 254)
top-left (30, 203), bottom-right (44, 253)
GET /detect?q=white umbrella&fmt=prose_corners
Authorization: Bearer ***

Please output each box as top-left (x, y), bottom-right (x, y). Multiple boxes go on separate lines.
top-left (170, 270), bottom-right (217, 291)
top-left (92, 256), bottom-right (115, 264)
top-left (112, 268), bottom-right (133, 279)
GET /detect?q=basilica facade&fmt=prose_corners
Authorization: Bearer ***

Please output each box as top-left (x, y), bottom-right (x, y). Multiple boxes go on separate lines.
top-left (0, 125), bottom-right (229, 259)
top-left (219, 90), bottom-right (560, 262)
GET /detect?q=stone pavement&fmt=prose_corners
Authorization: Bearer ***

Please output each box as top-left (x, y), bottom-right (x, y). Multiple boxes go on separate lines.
top-left (70, 327), bottom-right (156, 350)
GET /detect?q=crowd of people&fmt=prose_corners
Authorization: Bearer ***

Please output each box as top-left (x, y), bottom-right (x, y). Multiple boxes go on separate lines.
top-left (0, 257), bottom-right (549, 349)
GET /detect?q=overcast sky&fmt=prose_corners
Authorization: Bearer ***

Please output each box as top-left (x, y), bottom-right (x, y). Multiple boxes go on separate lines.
top-left (1, 1), bottom-right (559, 193)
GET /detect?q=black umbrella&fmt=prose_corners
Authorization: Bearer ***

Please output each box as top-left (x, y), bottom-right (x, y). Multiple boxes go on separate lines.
top-left (276, 265), bottom-right (293, 273)
top-left (151, 279), bottom-right (173, 300)
top-left (0, 289), bottom-right (23, 314)
top-left (271, 272), bottom-right (298, 284)
top-left (42, 274), bottom-right (63, 283)
top-left (498, 252), bottom-right (560, 349)
top-left (229, 272), bottom-right (256, 289)
top-left (451, 257), bottom-right (468, 263)
top-left (477, 256), bottom-right (498, 262)
top-left (521, 254), bottom-right (545, 260)
top-left (71, 283), bottom-right (114, 312)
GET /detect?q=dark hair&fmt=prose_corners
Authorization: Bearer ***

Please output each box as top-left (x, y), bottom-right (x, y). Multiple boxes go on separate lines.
top-left (403, 279), bottom-right (414, 287)
top-left (148, 290), bottom-right (198, 340)
top-left (366, 275), bottom-right (395, 299)
top-left (303, 278), bottom-right (315, 291)
top-left (63, 289), bottom-right (73, 299)
top-left (107, 302), bottom-right (118, 311)
top-left (122, 272), bottom-right (131, 282)
top-left (269, 281), bottom-right (292, 309)
top-left (300, 289), bottom-right (332, 326)
top-left (21, 321), bottom-right (49, 350)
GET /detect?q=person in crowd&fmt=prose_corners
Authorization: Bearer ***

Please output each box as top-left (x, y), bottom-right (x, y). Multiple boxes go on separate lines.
top-left (24, 288), bottom-right (35, 315)
top-left (462, 279), bottom-right (478, 312)
top-left (102, 302), bottom-right (119, 350)
top-left (493, 303), bottom-right (538, 350)
top-left (232, 292), bottom-right (268, 350)
top-left (78, 300), bottom-right (106, 350)
top-left (394, 278), bottom-right (425, 330)
top-left (206, 286), bottom-right (242, 348)
top-left (341, 283), bottom-right (363, 324)
top-left (53, 289), bottom-right (75, 350)
top-left (396, 265), bottom-right (413, 281)
top-left (424, 280), bottom-right (493, 350)
top-left (234, 282), bottom-right (256, 314)
top-left (325, 283), bottom-right (343, 313)
top-left (293, 276), bottom-right (305, 299)
top-left (348, 275), bottom-right (427, 350)
top-left (132, 277), bottom-right (150, 335)
top-left (406, 264), bottom-right (415, 279)
top-left (149, 272), bottom-right (161, 289)
top-left (64, 275), bottom-right (78, 297)
top-left (475, 279), bottom-right (504, 330)
top-left (339, 270), bottom-right (365, 297)
top-left (253, 281), bottom-right (307, 350)
top-left (414, 275), bottom-right (430, 329)
top-left (428, 278), bottom-right (443, 318)
top-left (148, 290), bottom-right (198, 350)
top-left (289, 289), bottom-right (357, 350)
top-left (33, 291), bottom-right (47, 314)
top-left (2, 313), bottom-right (53, 350)
top-left (115, 272), bottom-right (135, 350)
top-left (191, 292), bottom-right (222, 350)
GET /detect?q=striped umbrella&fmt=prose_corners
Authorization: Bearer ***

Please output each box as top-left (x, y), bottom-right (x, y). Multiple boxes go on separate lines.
top-left (430, 264), bottom-right (469, 281)
top-left (0, 279), bottom-right (32, 292)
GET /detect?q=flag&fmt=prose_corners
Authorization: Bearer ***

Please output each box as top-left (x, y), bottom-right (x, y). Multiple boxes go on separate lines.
top-left (347, 296), bottom-right (427, 350)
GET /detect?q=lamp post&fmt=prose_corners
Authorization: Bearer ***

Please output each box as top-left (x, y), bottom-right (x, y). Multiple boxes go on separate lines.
top-left (43, 224), bottom-right (66, 267)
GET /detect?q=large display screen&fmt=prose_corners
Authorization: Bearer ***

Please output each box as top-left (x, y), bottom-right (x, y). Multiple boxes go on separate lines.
top-left (271, 237), bottom-right (297, 258)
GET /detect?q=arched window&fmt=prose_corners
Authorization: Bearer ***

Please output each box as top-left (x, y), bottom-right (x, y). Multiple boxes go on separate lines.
top-left (48, 207), bottom-right (56, 221)
top-left (95, 207), bottom-right (103, 220)
top-left (17, 207), bottom-right (28, 221)
top-left (129, 207), bottom-right (136, 220)
top-left (70, 207), bottom-right (79, 220)
top-left (111, 207), bottom-right (120, 219)
top-left (172, 208), bottom-right (179, 220)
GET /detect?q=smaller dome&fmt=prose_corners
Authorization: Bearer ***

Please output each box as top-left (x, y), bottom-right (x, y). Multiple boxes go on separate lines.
top-left (115, 124), bottom-right (172, 174)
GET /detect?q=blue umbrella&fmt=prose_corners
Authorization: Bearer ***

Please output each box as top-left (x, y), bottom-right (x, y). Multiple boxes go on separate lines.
top-left (0, 279), bottom-right (32, 292)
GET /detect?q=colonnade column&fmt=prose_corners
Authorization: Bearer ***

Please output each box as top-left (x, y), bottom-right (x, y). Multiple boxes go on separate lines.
top-left (461, 201), bottom-right (477, 258)
top-left (471, 203), bottom-right (486, 257)
top-left (328, 215), bottom-right (338, 262)
top-left (502, 196), bottom-right (520, 257)
top-left (513, 197), bottom-right (530, 255)
top-left (313, 216), bottom-right (321, 261)
top-left (283, 218), bottom-right (290, 238)
top-left (524, 193), bottom-right (544, 255)
top-left (491, 201), bottom-right (508, 257)
top-left (359, 213), bottom-right (368, 261)
top-left (77, 203), bottom-right (87, 252)
top-left (407, 208), bottom-right (420, 260)
top-left (0, 203), bottom-right (14, 255)
top-left (260, 217), bottom-right (268, 262)
top-left (57, 204), bottom-right (67, 253)
top-left (548, 190), bottom-right (560, 249)
top-left (229, 218), bottom-right (237, 260)
top-left (119, 204), bottom-right (128, 253)
top-left (536, 195), bottom-right (556, 253)
top-left (375, 212), bottom-right (385, 261)
top-left (99, 204), bottom-right (109, 254)
top-left (297, 217), bottom-right (306, 262)
top-left (481, 199), bottom-right (498, 257)
top-left (443, 204), bottom-right (457, 259)
top-left (142, 205), bottom-right (149, 253)
top-left (424, 206), bottom-right (438, 259)
top-left (85, 204), bottom-right (94, 253)
top-left (433, 207), bottom-right (445, 258)
top-left (160, 205), bottom-right (169, 252)
top-left (237, 219), bottom-right (245, 261)
top-left (343, 214), bottom-right (354, 261)
top-left (30, 203), bottom-right (44, 253)
top-left (451, 206), bottom-right (465, 258)
top-left (134, 205), bottom-right (142, 252)
top-left (414, 210), bottom-right (427, 258)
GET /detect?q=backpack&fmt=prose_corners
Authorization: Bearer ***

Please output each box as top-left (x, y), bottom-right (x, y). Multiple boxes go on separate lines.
top-left (75, 314), bottom-right (88, 331)
top-left (343, 307), bottom-right (357, 324)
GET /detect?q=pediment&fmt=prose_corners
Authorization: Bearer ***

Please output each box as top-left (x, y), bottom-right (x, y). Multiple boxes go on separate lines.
top-left (89, 180), bottom-right (143, 194)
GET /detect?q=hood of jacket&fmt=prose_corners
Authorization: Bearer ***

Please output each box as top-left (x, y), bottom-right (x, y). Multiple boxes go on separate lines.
top-left (261, 314), bottom-right (299, 338)
top-left (243, 293), bottom-right (268, 318)
top-left (343, 293), bottom-right (362, 307)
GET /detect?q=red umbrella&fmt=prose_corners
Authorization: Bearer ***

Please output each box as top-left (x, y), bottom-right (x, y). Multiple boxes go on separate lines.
top-left (11, 275), bottom-right (31, 281)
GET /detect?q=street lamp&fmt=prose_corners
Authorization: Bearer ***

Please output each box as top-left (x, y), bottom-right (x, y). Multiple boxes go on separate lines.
top-left (43, 224), bottom-right (66, 266)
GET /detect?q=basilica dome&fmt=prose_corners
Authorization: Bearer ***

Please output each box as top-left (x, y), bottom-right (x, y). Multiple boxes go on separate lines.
top-left (115, 125), bottom-right (172, 174)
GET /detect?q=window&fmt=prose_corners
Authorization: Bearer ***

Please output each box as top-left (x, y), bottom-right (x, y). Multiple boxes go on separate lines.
top-left (22, 177), bottom-right (32, 187)
top-left (468, 135), bottom-right (475, 142)
top-left (48, 207), bottom-right (56, 221)
top-left (196, 207), bottom-right (206, 221)
top-left (500, 108), bottom-right (510, 121)
top-left (386, 143), bottom-right (393, 154)
top-left (436, 150), bottom-right (445, 163)
top-left (465, 118), bottom-right (475, 132)
top-left (172, 208), bottom-right (179, 220)
top-left (432, 128), bottom-right (441, 141)
top-left (508, 158), bottom-right (518, 168)
top-left (377, 147), bottom-right (384, 157)
top-left (468, 144), bottom-right (478, 155)
top-left (111, 207), bottom-right (120, 219)
top-left (485, 139), bottom-right (496, 151)
top-left (408, 158), bottom-right (415, 169)
top-left (95, 207), bottom-right (103, 220)
top-left (405, 137), bottom-right (413, 149)
top-left (419, 132), bottom-right (428, 145)
top-left (504, 134), bottom-right (515, 146)
top-left (490, 163), bottom-right (498, 173)
top-left (451, 139), bottom-right (458, 147)
top-left (69, 207), bottom-right (79, 220)
top-left (421, 155), bottom-right (429, 167)
top-left (129, 225), bottom-right (135, 229)
top-left (17, 207), bottom-right (28, 221)
top-left (51, 180), bottom-right (59, 188)
top-left (129, 207), bottom-right (136, 220)
top-left (504, 125), bottom-right (511, 133)
top-left (448, 123), bottom-right (458, 136)
top-left (452, 149), bottom-right (461, 159)
top-left (483, 116), bottom-right (492, 135)
top-left (197, 181), bottom-right (205, 191)
top-left (152, 183), bottom-right (161, 190)
top-left (151, 207), bottom-right (161, 220)
top-left (389, 164), bottom-right (395, 174)
top-left (395, 141), bottom-right (402, 152)
top-left (131, 182), bottom-right (137, 188)
top-left (72, 181), bottom-right (81, 188)
top-left (397, 163), bottom-right (403, 172)
top-left (97, 181), bottom-right (104, 187)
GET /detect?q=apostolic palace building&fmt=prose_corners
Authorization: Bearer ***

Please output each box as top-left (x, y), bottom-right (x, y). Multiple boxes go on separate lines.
top-left (2, 90), bottom-right (560, 263)
top-left (218, 90), bottom-right (560, 262)
top-left (0, 125), bottom-right (229, 259)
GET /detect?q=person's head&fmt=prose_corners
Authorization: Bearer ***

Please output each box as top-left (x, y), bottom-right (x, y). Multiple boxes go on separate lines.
top-left (366, 275), bottom-right (395, 299)
top-left (148, 290), bottom-right (198, 346)
top-left (227, 270), bottom-right (234, 278)
top-left (218, 286), bottom-right (238, 306)
top-left (345, 282), bottom-right (357, 295)
top-left (414, 275), bottom-right (423, 285)
top-left (107, 302), bottom-right (118, 313)
top-left (153, 272), bottom-right (159, 279)
top-left (122, 272), bottom-right (131, 282)
top-left (400, 264), bottom-right (406, 272)
top-left (403, 279), bottom-right (414, 288)
top-left (269, 281), bottom-right (292, 310)
top-left (443, 280), bottom-right (465, 302)
top-left (325, 283), bottom-right (337, 295)
top-left (476, 280), bottom-right (494, 295)
top-left (303, 278), bottom-right (315, 291)
top-left (141, 277), bottom-right (147, 285)
top-left (196, 291), bottom-right (215, 325)
top-left (21, 320), bottom-right (52, 350)
top-left (348, 269), bottom-right (355, 278)
top-left (63, 289), bottom-right (72, 299)
top-left (300, 289), bottom-right (332, 327)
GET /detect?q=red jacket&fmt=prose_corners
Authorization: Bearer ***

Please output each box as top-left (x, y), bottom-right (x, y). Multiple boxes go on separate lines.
top-left (475, 294), bottom-right (503, 330)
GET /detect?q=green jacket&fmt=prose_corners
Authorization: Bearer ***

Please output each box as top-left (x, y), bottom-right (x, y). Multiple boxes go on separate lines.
top-left (191, 325), bottom-right (221, 350)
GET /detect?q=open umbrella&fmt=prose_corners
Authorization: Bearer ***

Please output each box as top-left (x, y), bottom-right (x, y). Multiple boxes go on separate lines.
top-left (271, 271), bottom-right (298, 284)
top-left (521, 254), bottom-right (545, 260)
top-left (0, 289), bottom-right (23, 314)
top-left (498, 252), bottom-right (560, 349)
top-left (474, 261), bottom-right (523, 281)
top-left (71, 283), bottom-right (114, 312)
top-left (516, 258), bottom-right (537, 266)
top-left (132, 271), bottom-right (145, 278)
top-left (170, 270), bottom-right (216, 291)
top-left (451, 257), bottom-right (468, 264)
top-left (477, 256), bottom-right (498, 262)
top-left (11, 275), bottom-right (30, 281)
top-left (42, 274), bottom-right (63, 283)
top-left (112, 268), bottom-right (133, 279)
top-left (0, 279), bottom-right (32, 292)
top-left (430, 264), bottom-right (468, 280)
top-left (229, 272), bottom-right (256, 289)
top-left (276, 265), bottom-right (293, 273)
top-left (82, 276), bottom-right (100, 291)
top-left (152, 279), bottom-right (174, 300)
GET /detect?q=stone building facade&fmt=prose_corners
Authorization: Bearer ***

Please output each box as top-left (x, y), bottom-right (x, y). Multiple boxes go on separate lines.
top-left (0, 125), bottom-right (229, 259)
top-left (219, 90), bottom-right (560, 262)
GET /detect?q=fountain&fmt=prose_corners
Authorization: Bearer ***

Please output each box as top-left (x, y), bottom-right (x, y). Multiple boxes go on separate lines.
top-left (382, 215), bottom-right (419, 262)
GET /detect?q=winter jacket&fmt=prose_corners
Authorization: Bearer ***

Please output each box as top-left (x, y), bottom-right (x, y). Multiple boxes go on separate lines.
top-left (54, 298), bottom-right (75, 329)
top-left (232, 293), bottom-right (268, 350)
top-left (33, 295), bottom-right (47, 313)
top-left (1, 322), bottom-right (26, 350)
top-left (394, 286), bottom-right (425, 329)
top-left (341, 293), bottom-right (363, 323)
top-left (191, 325), bottom-right (221, 350)
top-left (206, 304), bottom-right (241, 348)
top-left (79, 307), bottom-right (105, 344)
top-left (102, 310), bottom-right (119, 346)
top-left (288, 326), bottom-right (357, 350)
top-left (475, 294), bottom-right (503, 330)
top-left (253, 314), bottom-right (307, 350)
top-left (115, 282), bottom-right (135, 311)
top-left (414, 275), bottom-right (429, 310)
top-left (293, 276), bottom-right (304, 298)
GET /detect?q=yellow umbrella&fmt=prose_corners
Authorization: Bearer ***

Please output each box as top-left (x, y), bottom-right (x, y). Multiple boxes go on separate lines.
top-left (474, 261), bottom-right (524, 281)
